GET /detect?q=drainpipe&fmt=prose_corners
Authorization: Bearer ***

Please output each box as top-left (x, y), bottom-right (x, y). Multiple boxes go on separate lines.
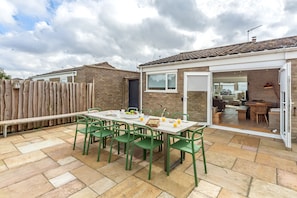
top-left (139, 66), bottom-right (143, 112)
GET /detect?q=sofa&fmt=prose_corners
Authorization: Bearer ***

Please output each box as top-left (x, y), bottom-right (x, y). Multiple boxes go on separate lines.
top-left (213, 96), bottom-right (226, 112)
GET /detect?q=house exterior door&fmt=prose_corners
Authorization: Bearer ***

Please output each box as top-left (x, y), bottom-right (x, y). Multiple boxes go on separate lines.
top-left (183, 72), bottom-right (211, 124)
top-left (129, 79), bottom-right (139, 109)
top-left (279, 62), bottom-right (292, 149)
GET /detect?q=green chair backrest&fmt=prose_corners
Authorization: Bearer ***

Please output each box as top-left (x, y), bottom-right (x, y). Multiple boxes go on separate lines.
top-left (88, 107), bottom-right (101, 113)
top-left (132, 123), bottom-right (160, 140)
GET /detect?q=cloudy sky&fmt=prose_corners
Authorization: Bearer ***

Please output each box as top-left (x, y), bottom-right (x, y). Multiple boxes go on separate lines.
top-left (0, 0), bottom-right (296, 79)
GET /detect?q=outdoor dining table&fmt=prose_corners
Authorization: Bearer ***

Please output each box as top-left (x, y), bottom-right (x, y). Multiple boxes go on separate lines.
top-left (86, 110), bottom-right (199, 171)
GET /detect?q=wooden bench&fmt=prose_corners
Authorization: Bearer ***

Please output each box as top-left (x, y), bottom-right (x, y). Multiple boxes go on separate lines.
top-left (0, 111), bottom-right (88, 138)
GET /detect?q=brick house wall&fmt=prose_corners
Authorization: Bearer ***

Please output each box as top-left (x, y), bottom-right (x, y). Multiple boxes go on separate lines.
top-left (75, 66), bottom-right (139, 110)
top-left (141, 66), bottom-right (208, 120)
top-left (142, 64), bottom-right (297, 142)
top-left (32, 63), bottom-right (140, 111)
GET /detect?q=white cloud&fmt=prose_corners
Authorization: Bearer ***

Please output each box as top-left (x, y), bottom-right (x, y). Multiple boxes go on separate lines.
top-left (0, 0), bottom-right (296, 79)
top-left (0, 0), bottom-right (17, 25)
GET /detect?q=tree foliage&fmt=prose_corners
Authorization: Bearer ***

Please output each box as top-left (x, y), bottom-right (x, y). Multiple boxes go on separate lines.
top-left (0, 68), bottom-right (11, 79)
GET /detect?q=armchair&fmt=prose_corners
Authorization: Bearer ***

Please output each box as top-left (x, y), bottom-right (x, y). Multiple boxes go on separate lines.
top-left (213, 96), bottom-right (226, 112)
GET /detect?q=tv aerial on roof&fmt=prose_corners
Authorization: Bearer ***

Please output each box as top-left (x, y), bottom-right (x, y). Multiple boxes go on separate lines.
top-left (247, 25), bottom-right (262, 41)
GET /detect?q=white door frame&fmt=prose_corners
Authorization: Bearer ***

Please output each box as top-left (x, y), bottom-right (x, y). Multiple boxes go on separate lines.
top-left (209, 61), bottom-right (288, 140)
top-left (279, 62), bottom-right (292, 149)
top-left (183, 72), bottom-right (212, 125)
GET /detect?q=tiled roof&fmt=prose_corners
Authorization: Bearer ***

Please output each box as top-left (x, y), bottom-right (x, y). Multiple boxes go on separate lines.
top-left (140, 35), bottom-right (297, 67)
top-left (31, 62), bottom-right (115, 78)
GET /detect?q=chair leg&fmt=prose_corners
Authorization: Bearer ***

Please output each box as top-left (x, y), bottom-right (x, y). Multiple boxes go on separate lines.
top-left (129, 143), bottom-right (135, 170)
top-left (86, 134), bottom-right (92, 155)
top-left (108, 139), bottom-right (114, 163)
top-left (125, 143), bottom-right (130, 170)
top-left (97, 139), bottom-right (102, 162)
top-left (192, 153), bottom-right (198, 187)
top-left (166, 137), bottom-right (171, 176)
top-left (148, 149), bottom-right (153, 180)
top-left (73, 131), bottom-right (78, 150)
top-left (201, 147), bottom-right (207, 174)
top-left (82, 133), bottom-right (88, 155)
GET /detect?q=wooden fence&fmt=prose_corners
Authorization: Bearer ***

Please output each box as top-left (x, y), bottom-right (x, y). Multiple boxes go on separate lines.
top-left (0, 79), bottom-right (94, 133)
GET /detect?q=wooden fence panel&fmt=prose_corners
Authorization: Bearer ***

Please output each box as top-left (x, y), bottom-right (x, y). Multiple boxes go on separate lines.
top-left (0, 80), bottom-right (93, 134)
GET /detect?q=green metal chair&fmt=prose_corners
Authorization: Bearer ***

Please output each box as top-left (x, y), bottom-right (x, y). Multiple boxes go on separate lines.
top-left (86, 119), bottom-right (114, 161)
top-left (129, 124), bottom-right (163, 180)
top-left (87, 107), bottom-right (105, 143)
top-left (87, 107), bottom-right (101, 113)
top-left (108, 121), bottom-right (140, 170)
top-left (73, 115), bottom-right (99, 155)
top-left (166, 125), bottom-right (207, 187)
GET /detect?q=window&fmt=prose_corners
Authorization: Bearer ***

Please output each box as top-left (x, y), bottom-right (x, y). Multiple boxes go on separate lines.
top-left (147, 72), bottom-right (177, 92)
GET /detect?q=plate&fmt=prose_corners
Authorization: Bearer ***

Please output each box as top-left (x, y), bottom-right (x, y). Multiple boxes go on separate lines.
top-left (121, 114), bottom-right (139, 119)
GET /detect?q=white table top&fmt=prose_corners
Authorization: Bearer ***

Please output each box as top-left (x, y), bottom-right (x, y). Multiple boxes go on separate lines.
top-left (86, 110), bottom-right (198, 135)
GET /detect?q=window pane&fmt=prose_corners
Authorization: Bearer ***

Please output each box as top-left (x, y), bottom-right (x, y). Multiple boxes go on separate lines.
top-left (238, 82), bottom-right (247, 91)
top-left (148, 74), bottom-right (165, 90)
top-left (167, 74), bottom-right (176, 89)
top-left (220, 83), bottom-right (234, 95)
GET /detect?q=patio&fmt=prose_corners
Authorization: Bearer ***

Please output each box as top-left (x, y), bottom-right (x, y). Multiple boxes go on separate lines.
top-left (0, 124), bottom-right (297, 198)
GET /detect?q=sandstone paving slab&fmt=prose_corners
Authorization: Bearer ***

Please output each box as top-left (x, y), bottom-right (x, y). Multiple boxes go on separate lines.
top-left (39, 179), bottom-right (85, 198)
top-left (204, 131), bottom-right (234, 144)
top-left (49, 172), bottom-right (77, 188)
top-left (13, 136), bottom-right (44, 148)
top-left (57, 156), bottom-right (77, 165)
top-left (218, 188), bottom-right (247, 198)
top-left (0, 158), bottom-right (58, 189)
top-left (258, 143), bottom-right (297, 161)
top-left (0, 135), bottom-right (24, 143)
top-left (42, 143), bottom-right (74, 161)
top-left (68, 187), bottom-right (98, 198)
top-left (0, 142), bottom-right (18, 155)
top-left (98, 157), bottom-right (143, 183)
top-left (249, 178), bottom-right (297, 198)
top-left (208, 143), bottom-right (256, 161)
top-left (4, 150), bottom-right (47, 169)
top-left (193, 180), bottom-right (221, 197)
top-left (260, 138), bottom-right (286, 150)
top-left (100, 176), bottom-right (161, 198)
top-left (72, 147), bottom-right (111, 170)
top-left (157, 192), bottom-right (175, 198)
top-left (89, 176), bottom-right (117, 196)
top-left (203, 150), bottom-right (236, 169)
top-left (0, 150), bottom-right (20, 161)
top-left (232, 158), bottom-right (276, 183)
top-left (230, 135), bottom-right (260, 148)
top-left (187, 161), bottom-right (251, 196)
top-left (0, 174), bottom-right (53, 197)
top-left (17, 138), bottom-right (65, 153)
top-left (71, 165), bottom-right (104, 185)
top-left (277, 169), bottom-right (297, 191)
top-left (44, 160), bottom-right (83, 179)
top-left (134, 157), bottom-right (196, 198)
top-left (21, 129), bottom-right (49, 139)
top-left (256, 153), bottom-right (297, 174)
top-left (0, 160), bottom-right (7, 172)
